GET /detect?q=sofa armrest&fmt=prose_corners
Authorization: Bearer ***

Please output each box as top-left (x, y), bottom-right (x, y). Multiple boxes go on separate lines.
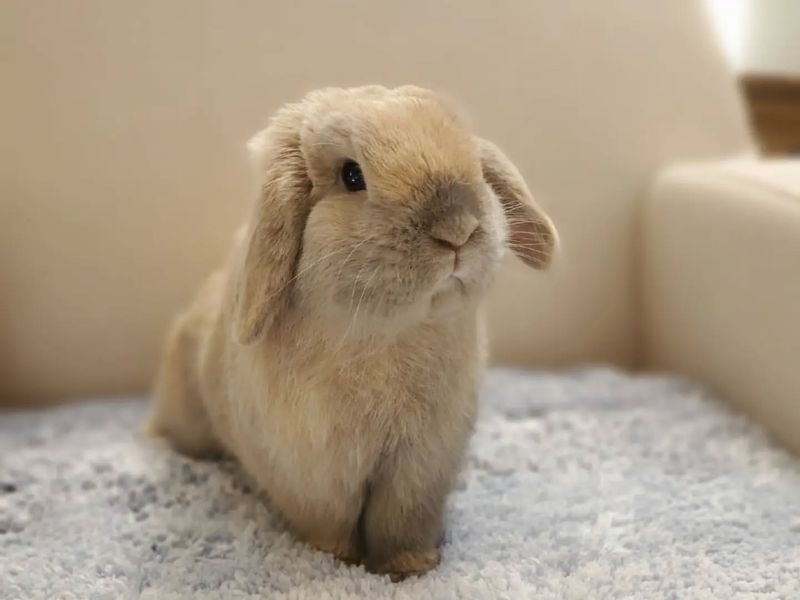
top-left (642, 159), bottom-right (800, 452)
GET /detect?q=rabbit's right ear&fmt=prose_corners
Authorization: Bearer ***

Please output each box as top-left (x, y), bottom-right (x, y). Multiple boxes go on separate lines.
top-left (232, 124), bottom-right (312, 345)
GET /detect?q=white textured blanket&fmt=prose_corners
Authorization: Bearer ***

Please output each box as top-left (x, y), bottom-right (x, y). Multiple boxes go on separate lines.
top-left (2, 369), bottom-right (800, 599)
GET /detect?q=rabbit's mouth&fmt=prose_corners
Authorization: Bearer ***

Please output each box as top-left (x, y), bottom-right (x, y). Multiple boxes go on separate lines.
top-left (437, 273), bottom-right (467, 295)
top-left (428, 274), bottom-right (471, 314)
top-left (450, 275), bottom-right (467, 295)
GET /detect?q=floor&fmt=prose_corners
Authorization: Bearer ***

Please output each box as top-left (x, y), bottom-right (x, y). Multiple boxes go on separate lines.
top-left (2, 368), bottom-right (799, 599)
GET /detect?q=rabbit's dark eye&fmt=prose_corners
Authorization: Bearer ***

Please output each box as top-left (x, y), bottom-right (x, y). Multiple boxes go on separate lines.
top-left (341, 160), bottom-right (366, 192)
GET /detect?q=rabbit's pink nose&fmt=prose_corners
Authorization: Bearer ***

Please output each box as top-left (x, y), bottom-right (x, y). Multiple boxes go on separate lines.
top-left (432, 236), bottom-right (465, 253)
top-left (431, 220), bottom-right (479, 267)
top-left (430, 215), bottom-right (479, 252)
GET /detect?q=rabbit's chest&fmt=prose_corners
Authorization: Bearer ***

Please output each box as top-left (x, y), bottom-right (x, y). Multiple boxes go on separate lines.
top-left (259, 370), bottom-right (427, 472)
top-left (274, 378), bottom-right (410, 449)
top-left (240, 385), bottom-right (388, 500)
top-left (233, 331), bottom-right (475, 497)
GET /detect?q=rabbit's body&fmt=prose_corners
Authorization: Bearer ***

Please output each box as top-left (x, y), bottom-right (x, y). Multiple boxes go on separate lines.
top-left (155, 245), bottom-right (483, 570)
top-left (150, 86), bottom-right (556, 578)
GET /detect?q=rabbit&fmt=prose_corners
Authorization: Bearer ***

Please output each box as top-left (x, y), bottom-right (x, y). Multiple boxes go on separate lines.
top-left (147, 85), bottom-right (557, 580)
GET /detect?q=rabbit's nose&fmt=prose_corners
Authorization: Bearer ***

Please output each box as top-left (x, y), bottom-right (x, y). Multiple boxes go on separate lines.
top-left (430, 214), bottom-right (479, 252)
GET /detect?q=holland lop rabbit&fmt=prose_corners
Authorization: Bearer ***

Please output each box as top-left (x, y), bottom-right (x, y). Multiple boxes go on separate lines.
top-left (149, 85), bottom-right (556, 579)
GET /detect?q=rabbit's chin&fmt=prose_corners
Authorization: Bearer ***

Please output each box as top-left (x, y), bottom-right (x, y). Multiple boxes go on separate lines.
top-left (429, 275), bottom-right (471, 313)
top-left (314, 275), bottom-right (484, 340)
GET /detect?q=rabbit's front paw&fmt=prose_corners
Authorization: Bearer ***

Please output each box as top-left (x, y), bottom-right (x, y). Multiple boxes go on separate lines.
top-left (310, 537), bottom-right (361, 565)
top-left (372, 548), bottom-right (440, 581)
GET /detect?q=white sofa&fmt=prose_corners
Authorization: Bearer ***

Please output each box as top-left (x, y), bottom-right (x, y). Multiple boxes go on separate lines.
top-left (1, 1), bottom-right (797, 450)
top-left (643, 159), bottom-right (800, 452)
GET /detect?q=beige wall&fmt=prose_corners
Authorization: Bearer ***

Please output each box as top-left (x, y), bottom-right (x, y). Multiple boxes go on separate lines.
top-left (0, 1), bottom-right (752, 404)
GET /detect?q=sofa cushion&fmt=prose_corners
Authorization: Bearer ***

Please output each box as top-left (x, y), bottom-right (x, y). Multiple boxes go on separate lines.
top-left (642, 159), bottom-right (800, 453)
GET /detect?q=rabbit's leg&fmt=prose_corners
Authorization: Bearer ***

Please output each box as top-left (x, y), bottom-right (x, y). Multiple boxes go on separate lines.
top-left (268, 480), bottom-right (364, 563)
top-left (146, 318), bottom-right (222, 458)
top-left (361, 446), bottom-right (461, 579)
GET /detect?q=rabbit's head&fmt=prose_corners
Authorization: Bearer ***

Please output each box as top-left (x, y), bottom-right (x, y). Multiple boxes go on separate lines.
top-left (234, 86), bottom-right (557, 343)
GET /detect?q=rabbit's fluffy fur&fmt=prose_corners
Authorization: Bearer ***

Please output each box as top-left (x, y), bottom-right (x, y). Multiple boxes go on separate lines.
top-left (149, 86), bottom-right (556, 579)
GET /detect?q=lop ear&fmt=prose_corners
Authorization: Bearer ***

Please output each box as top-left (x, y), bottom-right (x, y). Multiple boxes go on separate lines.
top-left (233, 124), bottom-right (312, 344)
top-left (475, 137), bottom-right (557, 269)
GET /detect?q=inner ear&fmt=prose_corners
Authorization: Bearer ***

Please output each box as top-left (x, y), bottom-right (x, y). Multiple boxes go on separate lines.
top-left (503, 201), bottom-right (558, 269)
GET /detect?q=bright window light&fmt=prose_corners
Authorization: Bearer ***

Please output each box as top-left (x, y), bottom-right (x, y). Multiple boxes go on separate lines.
top-left (704, 0), bottom-right (750, 69)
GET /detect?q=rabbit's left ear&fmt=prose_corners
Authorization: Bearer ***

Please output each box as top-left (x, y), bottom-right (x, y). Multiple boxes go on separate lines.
top-left (475, 137), bottom-right (558, 269)
top-left (232, 124), bottom-right (312, 344)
